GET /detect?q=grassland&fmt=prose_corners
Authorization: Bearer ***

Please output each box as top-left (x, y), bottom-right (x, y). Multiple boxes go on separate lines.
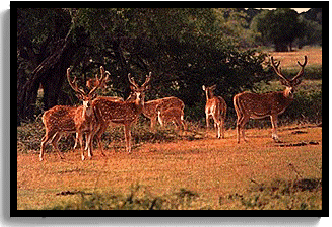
top-left (16, 47), bottom-right (323, 210)
top-left (17, 123), bottom-right (322, 210)
top-left (268, 46), bottom-right (322, 69)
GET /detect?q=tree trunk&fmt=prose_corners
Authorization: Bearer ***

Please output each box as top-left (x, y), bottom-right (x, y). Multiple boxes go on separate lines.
top-left (17, 38), bottom-right (71, 124)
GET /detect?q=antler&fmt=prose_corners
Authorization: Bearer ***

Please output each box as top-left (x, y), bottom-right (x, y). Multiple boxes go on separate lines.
top-left (67, 67), bottom-right (86, 97)
top-left (104, 70), bottom-right (110, 82)
top-left (142, 72), bottom-right (152, 87)
top-left (128, 73), bottom-right (139, 89)
top-left (291, 56), bottom-right (308, 82)
top-left (270, 57), bottom-right (289, 83)
top-left (88, 66), bottom-right (105, 95)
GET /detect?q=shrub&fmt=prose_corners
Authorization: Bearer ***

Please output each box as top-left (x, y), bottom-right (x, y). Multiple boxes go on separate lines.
top-left (46, 177), bottom-right (322, 210)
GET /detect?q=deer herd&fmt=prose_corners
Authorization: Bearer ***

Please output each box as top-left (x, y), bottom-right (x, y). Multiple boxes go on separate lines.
top-left (39, 56), bottom-right (308, 161)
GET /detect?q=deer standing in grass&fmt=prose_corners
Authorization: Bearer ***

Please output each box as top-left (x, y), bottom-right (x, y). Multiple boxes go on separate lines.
top-left (234, 56), bottom-right (307, 143)
top-left (202, 85), bottom-right (227, 139)
top-left (126, 95), bottom-right (185, 130)
top-left (156, 105), bottom-right (187, 131)
top-left (92, 72), bottom-right (152, 153)
top-left (73, 96), bottom-right (124, 150)
top-left (39, 66), bottom-right (105, 161)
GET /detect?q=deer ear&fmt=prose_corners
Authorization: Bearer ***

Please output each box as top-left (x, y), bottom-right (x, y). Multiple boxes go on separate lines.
top-left (211, 84), bottom-right (217, 90)
top-left (202, 85), bottom-right (206, 91)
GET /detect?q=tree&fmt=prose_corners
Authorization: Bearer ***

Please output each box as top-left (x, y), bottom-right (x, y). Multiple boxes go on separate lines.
top-left (251, 8), bottom-right (306, 52)
top-left (17, 8), bottom-right (270, 124)
top-left (17, 8), bottom-right (89, 125)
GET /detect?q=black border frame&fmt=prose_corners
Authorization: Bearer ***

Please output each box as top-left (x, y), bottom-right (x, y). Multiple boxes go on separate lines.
top-left (10, 1), bottom-right (329, 218)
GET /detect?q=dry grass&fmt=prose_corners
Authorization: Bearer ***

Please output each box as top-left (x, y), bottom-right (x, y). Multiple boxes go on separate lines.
top-left (267, 46), bottom-right (322, 69)
top-left (17, 124), bottom-right (322, 210)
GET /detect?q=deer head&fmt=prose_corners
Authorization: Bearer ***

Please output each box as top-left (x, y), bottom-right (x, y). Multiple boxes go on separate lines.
top-left (127, 72), bottom-right (152, 105)
top-left (67, 66), bottom-right (105, 116)
top-left (270, 56), bottom-right (308, 98)
top-left (202, 84), bottom-right (217, 99)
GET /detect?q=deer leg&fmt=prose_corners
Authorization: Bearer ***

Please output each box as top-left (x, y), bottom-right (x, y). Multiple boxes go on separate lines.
top-left (215, 121), bottom-right (221, 139)
top-left (157, 112), bottom-right (163, 127)
top-left (180, 116), bottom-right (187, 131)
top-left (85, 133), bottom-right (93, 159)
top-left (173, 118), bottom-right (182, 133)
top-left (124, 124), bottom-right (132, 153)
top-left (206, 114), bottom-right (210, 129)
top-left (212, 114), bottom-right (221, 139)
top-left (51, 132), bottom-right (65, 160)
top-left (236, 116), bottom-right (241, 143)
top-left (94, 130), bottom-right (104, 156)
top-left (150, 117), bottom-right (157, 130)
top-left (96, 124), bottom-right (108, 156)
top-left (76, 132), bottom-right (85, 161)
top-left (217, 122), bottom-right (222, 139)
top-left (73, 133), bottom-right (79, 149)
top-left (86, 125), bottom-right (101, 159)
top-left (237, 115), bottom-right (249, 143)
top-left (270, 115), bottom-right (279, 142)
top-left (240, 116), bottom-right (250, 142)
top-left (39, 131), bottom-right (53, 161)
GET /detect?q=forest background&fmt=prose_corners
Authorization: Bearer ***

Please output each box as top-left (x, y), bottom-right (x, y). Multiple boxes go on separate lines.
top-left (16, 8), bottom-right (322, 126)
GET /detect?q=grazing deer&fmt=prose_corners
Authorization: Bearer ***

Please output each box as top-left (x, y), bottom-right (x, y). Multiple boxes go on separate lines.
top-left (156, 105), bottom-right (187, 131)
top-left (126, 95), bottom-right (185, 130)
top-left (92, 72), bottom-right (152, 153)
top-left (39, 66), bottom-right (105, 161)
top-left (234, 56), bottom-right (308, 143)
top-left (202, 85), bottom-right (227, 139)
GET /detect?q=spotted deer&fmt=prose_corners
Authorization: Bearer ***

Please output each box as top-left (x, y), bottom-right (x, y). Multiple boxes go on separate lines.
top-left (234, 56), bottom-right (307, 143)
top-left (73, 96), bottom-right (124, 150)
top-left (156, 105), bottom-right (187, 131)
top-left (39, 66), bottom-right (105, 161)
top-left (202, 85), bottom-right (227, 139)
top-left (92, 72), bottom-right (152, 153)
top-left (146, 97), bottom-right (185, 129)
top-left (126, 94), bottom-right (185, 130)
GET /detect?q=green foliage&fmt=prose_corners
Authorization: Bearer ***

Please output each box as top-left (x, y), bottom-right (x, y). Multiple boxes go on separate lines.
top-left (68, 8), bottom-right (270, 106)
top-left (45, 177), bottom-right (321, 210)
top-left (251, 8), bottom-right (306, 51)
top-left (47, 185), bottom-right (200, 210)
top-left (220, 178), bottom-right (322, 210)
top-left (17, 119), bottom-right (45, 153)
top-left (17, 117), bottom-right (75, 154)
top-left (17, 8), bottom-right (322, 124)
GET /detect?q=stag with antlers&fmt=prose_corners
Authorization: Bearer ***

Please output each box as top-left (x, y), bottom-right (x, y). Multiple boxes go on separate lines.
top-left (92, 72), bottom-right (152, 153)
top-left (202, 85), bottom-right (227, 139)
top-left (234, 56), bottom-right (308, 143)
top-left (39, 66), bottom-right (106, 161)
